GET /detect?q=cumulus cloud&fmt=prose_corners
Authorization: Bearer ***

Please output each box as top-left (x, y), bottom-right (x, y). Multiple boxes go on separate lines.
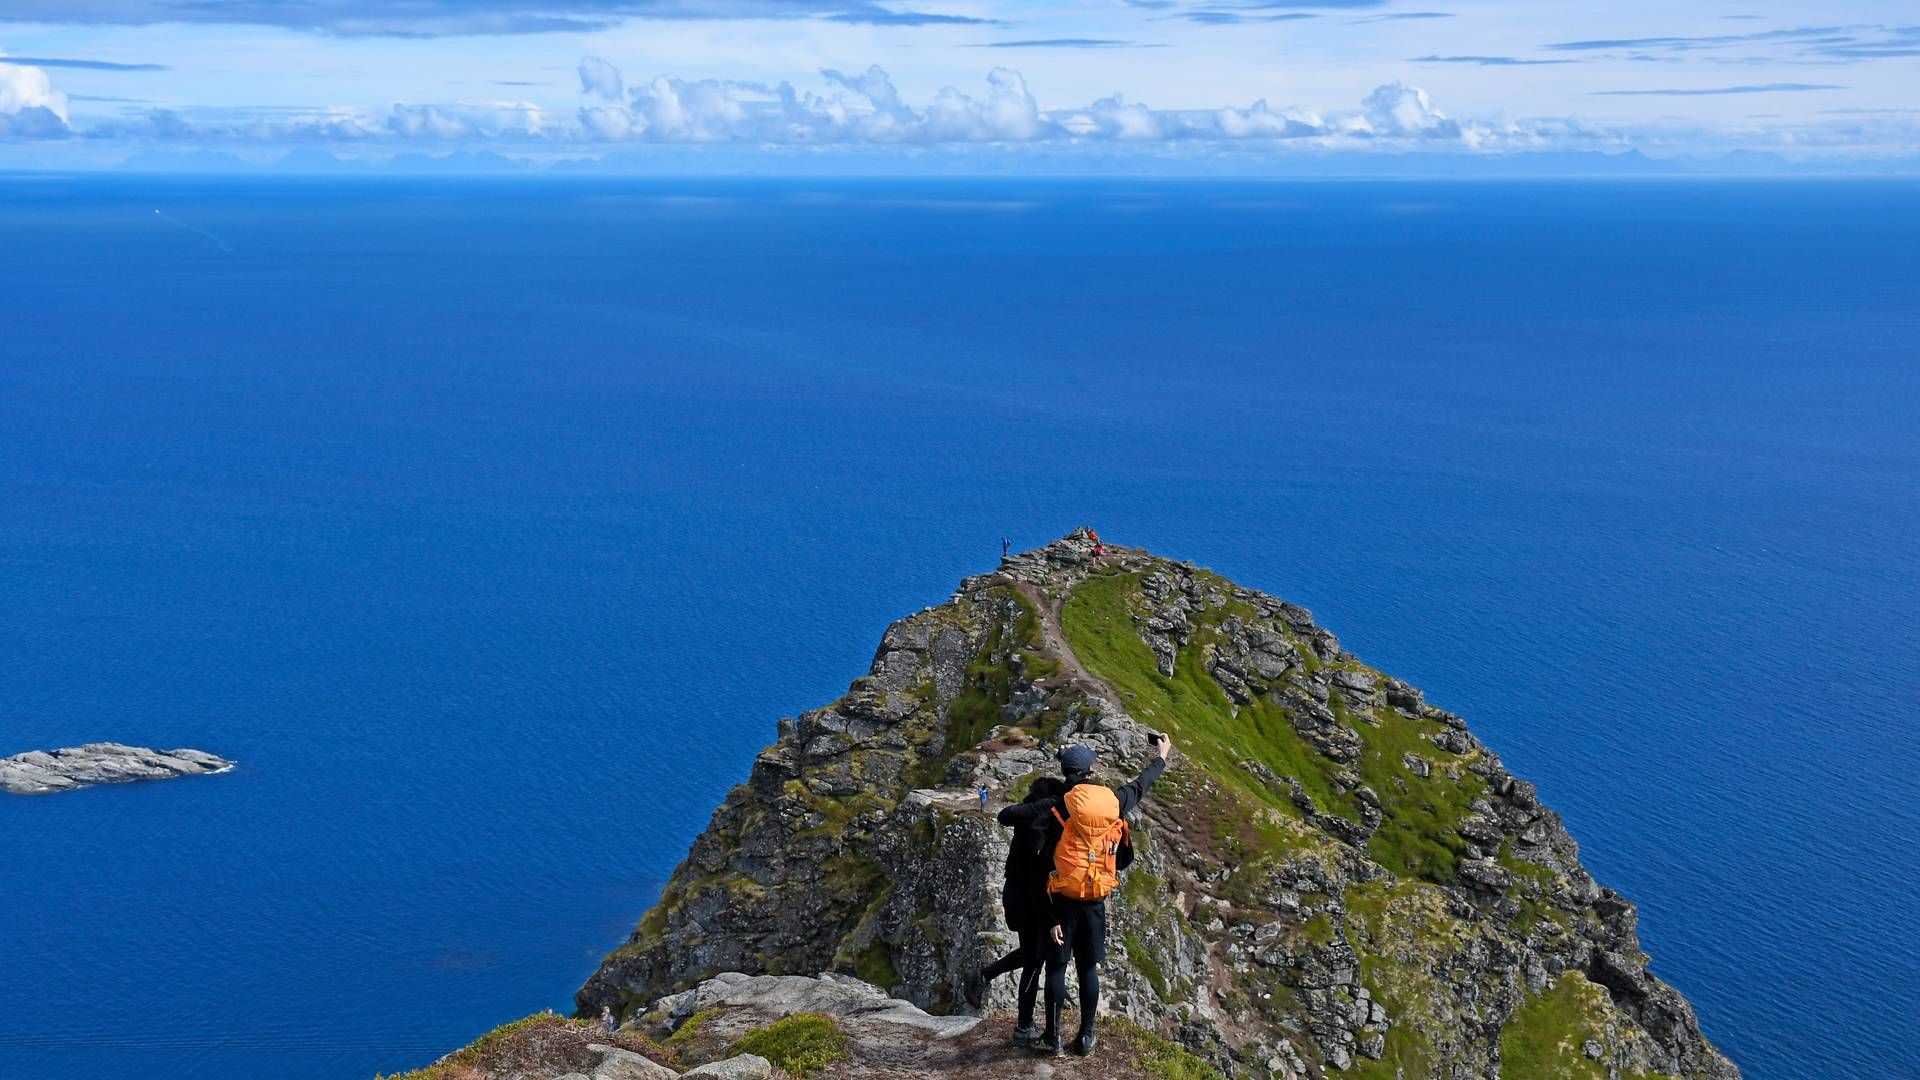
top-left (0, 58), bottom-right (72, 138)
top-left (1070, 95), bottom-right (1165, 140)
top-left (578, 56), bottom-right (624, 100)
top-left (110, 98), bottom-right (548, 142)
top-left (385, 100), bottom-right (543, 138)
top-left (625, 75), bottom-right (757, 141)
top-left (567, 64), bottom-right (1054, 144)
top-left (76, 104), bottom-right (369, 142)
top-left (551, 61), bottom-right (1564, 149)
top-left (918, 68), bottom-right (1048, 141)
top-left (1212, 99), bottom-right (1323, 139)
top-left (40, 58), bottom-right (1730, 156)
top-left (1360, 81), bottom-right (1458, 138)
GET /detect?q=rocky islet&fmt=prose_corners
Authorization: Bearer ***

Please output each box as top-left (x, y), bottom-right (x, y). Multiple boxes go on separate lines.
top-left (0, 742), bottom-right (233, 795)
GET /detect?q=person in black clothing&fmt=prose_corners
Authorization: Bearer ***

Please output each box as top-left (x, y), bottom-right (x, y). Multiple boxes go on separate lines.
top-left (964, 775), bottom-right (1066, 1043)
top-left (1031, 734), bottom-right (1173, 1057)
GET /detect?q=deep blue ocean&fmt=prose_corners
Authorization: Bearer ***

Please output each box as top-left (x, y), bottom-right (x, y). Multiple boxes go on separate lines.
top-left (0, 176), bottom-right (1914, 1080)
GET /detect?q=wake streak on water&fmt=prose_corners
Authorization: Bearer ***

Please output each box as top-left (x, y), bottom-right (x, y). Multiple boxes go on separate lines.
top-left (152, 209), bottom-right (233, 253)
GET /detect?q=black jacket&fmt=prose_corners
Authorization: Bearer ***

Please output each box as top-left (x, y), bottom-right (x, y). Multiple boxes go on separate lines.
top-left (996, 778), bottom-right (1066, 927)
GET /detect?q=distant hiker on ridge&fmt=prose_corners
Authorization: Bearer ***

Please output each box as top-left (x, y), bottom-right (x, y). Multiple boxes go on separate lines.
top-left (1002, 536), bottom-right (1011, 559)
top-left (965, 775), bottom-right (1069, 1042)
top-left (1031, 733), bottom-right (1173, 1057)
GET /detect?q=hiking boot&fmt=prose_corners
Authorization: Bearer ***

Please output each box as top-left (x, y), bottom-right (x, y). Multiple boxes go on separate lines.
top-left (1032, 1030), bottom-right (1063, 1056)
top-left (1070, 1031), bottom-right (1097, 1057)
top-left (1010, 1025), bottom-right (1039, 1046)
top-left (962, 967), bottom-right (987, 1010)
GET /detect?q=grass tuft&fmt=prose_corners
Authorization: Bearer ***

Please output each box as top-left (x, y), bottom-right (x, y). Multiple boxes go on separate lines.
top-left (1499, 972), bottom-right (1680, 1080)
top-left (1103, 1015), bottom-right (1227, 1080)
top-left (728, 1013), bottom-right (850, 1079)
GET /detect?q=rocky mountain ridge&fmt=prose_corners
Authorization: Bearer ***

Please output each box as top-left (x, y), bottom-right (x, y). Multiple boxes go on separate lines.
top-left (575, 531), bottom-right (1736, 1079)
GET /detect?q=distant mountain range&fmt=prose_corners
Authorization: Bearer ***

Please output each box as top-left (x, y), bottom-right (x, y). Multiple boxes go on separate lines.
top-left (108, 146), bottom-right (1920, 179)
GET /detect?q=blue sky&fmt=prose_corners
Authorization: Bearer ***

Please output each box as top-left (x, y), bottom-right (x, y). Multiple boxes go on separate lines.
top-left (1, 0), bottom-right (1916, 168)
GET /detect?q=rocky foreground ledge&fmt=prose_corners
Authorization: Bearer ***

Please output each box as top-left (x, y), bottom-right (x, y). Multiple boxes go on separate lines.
top-left (380, 971), bottom-right (1199, 1079)
top-left (0, 743), bottom-right (234, 795)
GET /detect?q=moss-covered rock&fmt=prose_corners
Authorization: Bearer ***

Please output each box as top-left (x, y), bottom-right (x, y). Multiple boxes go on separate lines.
top-left (376, 1012), bottom-right (672, 1080)
top-left (726, 1013), bottom-right (848, 1078)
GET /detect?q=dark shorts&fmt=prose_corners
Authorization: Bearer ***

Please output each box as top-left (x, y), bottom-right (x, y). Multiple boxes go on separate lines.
top-left (1047, 901), bottom-right (1107, 969)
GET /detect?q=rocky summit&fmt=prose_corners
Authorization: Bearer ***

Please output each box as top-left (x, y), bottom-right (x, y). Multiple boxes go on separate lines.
top-left (415, 531), bottom-right (1737, 1079)
top-left (0, 742), bottom-right (233, 795)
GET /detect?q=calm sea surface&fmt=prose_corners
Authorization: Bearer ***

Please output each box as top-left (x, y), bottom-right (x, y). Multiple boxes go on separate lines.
top-left (1, 177), bottom-right (1914, 1080)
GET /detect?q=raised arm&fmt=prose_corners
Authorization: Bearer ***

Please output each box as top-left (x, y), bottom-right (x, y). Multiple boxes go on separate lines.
top-left (998, 796), bottom-right (1059, 827)
top-left (1114, 734), bottom-right (1174, 815)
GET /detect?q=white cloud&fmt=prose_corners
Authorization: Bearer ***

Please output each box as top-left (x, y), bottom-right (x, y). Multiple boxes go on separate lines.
top-left (628, 75), bottom-right (755, 141)
top-left (55, 56), bottom-right (1909, 162)
top-left (384, 100), bottom-right (544, 139)
top-left (578, 56), bottom-right (624, 101)
top-left (577, 104), bottom-right (637, 140)
top-left (1360, 82), bottom-right (1459, 139)
top-left (1213, 100), bottom-right (1323, 140)
top-left (910, 68), bottom-right (1047, 142)
top-left (559, 61), bottom-right (1587, 151)
top-left (59, 64), bottom-right (1589, 153)
top-left (561, 64), bottom-right (1055, 145)
top-left (0, 57), bottom-right (72, 138)
top-left (1077, 95), bottom-right (1165, 141)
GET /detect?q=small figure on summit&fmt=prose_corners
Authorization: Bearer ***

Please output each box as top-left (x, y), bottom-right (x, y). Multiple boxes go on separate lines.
top-left (1002, 536), bottom-right (1011, 560)
top-left (1088, 528), bottom-right (1104, 560)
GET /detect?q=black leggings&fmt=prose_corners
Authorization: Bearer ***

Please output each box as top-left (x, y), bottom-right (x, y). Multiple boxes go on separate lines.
top-left (983, 925), bottom-right (1048, 1027)
top-left (1045, 954), bottom-right (1099, 1029)
top-left (1044, 901), bottom-right (1107, 1036)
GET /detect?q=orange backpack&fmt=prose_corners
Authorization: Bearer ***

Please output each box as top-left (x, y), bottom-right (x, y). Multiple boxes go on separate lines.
top-left (1048, 785), bottom-right (1129, 902)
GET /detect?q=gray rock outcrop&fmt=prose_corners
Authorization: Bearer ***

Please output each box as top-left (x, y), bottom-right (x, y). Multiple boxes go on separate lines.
top-left (640, 971), bottom-right (981, 1041)
top-left (0, 743), bottom-right (233, 795)
top-left (678, 1055), bottom-right (773, 1079)
top-left (587, 1043), bottom-right (679, 1080)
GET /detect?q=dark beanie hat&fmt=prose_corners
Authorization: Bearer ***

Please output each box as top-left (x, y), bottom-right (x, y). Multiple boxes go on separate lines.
top-left (1058, 745), bottom-right (1097, 775)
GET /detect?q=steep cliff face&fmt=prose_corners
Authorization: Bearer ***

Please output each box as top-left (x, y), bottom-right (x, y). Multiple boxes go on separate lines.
top-left (578, 532), bottom-right (1737, 1080)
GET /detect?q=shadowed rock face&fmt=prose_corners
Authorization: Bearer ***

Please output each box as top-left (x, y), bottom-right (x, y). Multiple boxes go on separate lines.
top-left (578, 532), bottom-right (1739, 1080)
top-left (0, 742), bottom-right (233, 795)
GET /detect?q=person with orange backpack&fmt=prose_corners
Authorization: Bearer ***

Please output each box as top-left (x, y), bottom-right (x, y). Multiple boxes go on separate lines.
top-left (1029, 732), bottom-right (1173, 1056)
